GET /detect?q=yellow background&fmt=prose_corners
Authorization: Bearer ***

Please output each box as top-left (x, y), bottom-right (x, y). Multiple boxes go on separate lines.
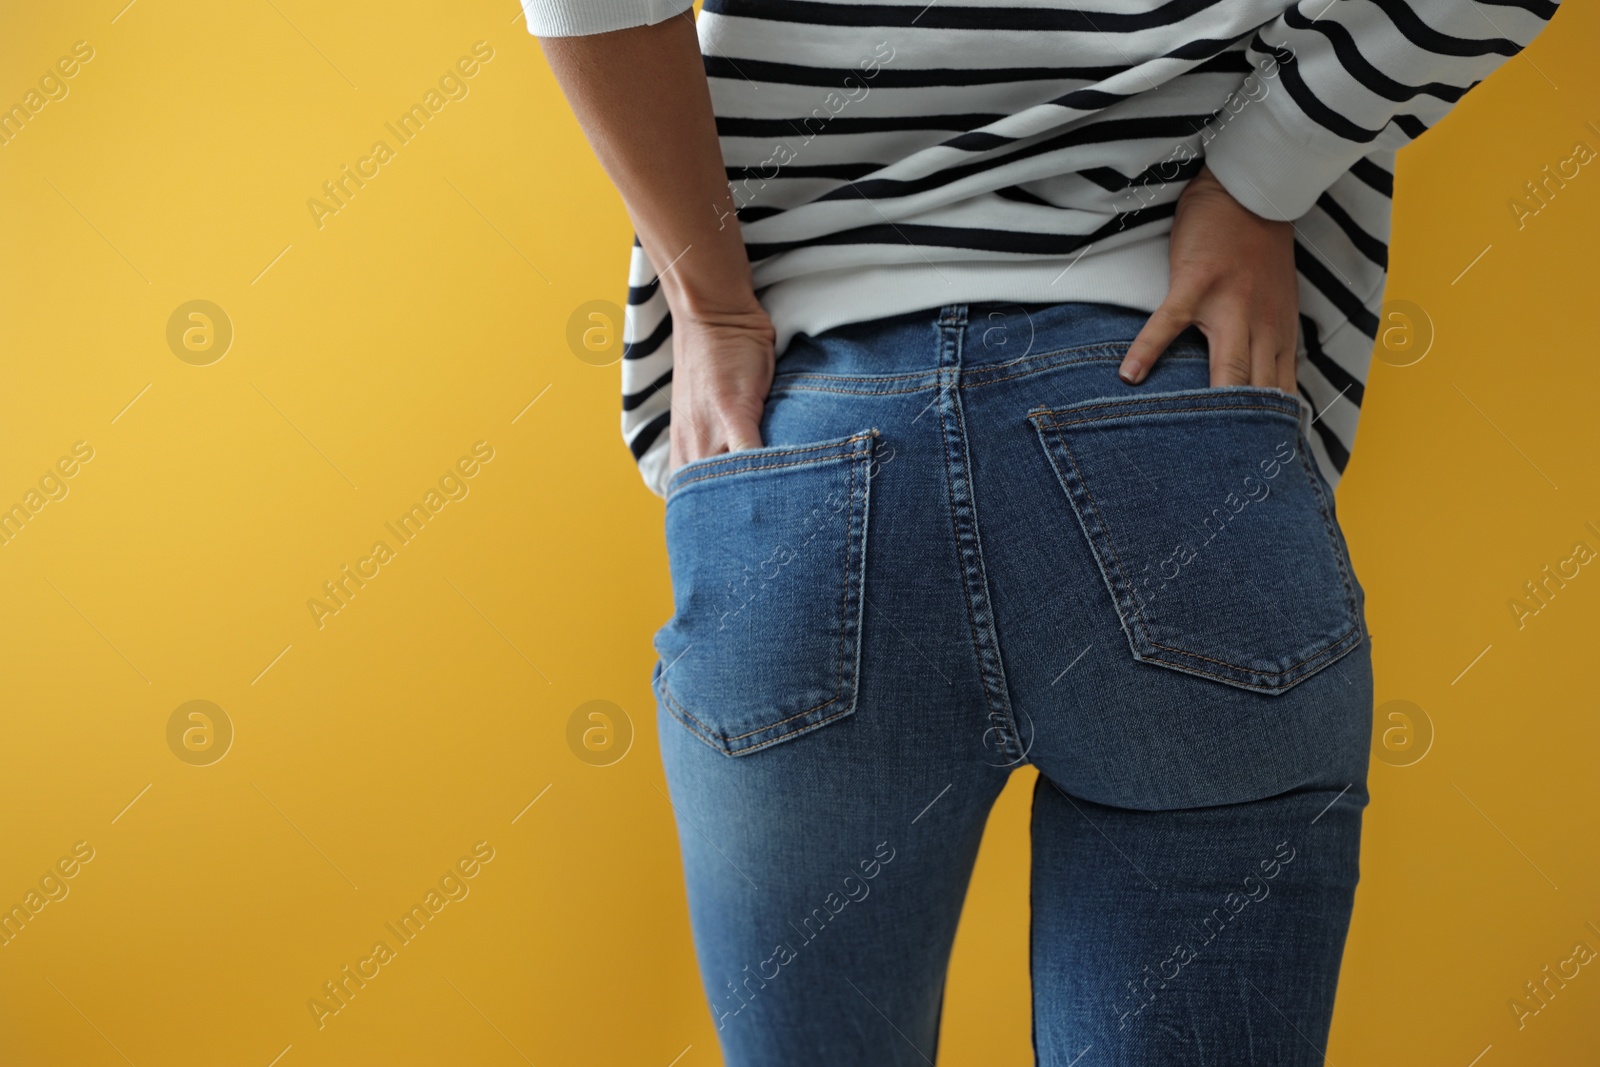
top-left (2, 2), bottom-right (1597, 1064)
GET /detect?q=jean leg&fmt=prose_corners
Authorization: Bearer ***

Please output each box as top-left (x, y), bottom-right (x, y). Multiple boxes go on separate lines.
top-left (658, 705), bottom-right (1006, 1065)
top-left (1029, 774), bottom-right (1366, 1066)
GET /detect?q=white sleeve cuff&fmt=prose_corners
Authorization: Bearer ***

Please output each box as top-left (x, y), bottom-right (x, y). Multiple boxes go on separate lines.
top-left (1201, 95), bottom-right (1367, 222)
top-left (520, 0), bottom-right (696, 37)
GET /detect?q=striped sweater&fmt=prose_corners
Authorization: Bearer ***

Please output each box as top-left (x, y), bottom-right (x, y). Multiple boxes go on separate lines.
top-left (524, 0), bottom-right (1560, 496)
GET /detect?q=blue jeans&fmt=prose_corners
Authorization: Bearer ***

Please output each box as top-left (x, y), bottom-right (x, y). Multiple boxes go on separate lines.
top-left (652, 301), bottom-right (1372, 1066)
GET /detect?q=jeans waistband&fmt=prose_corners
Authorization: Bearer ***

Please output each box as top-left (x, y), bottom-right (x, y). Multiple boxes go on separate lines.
top-left (777, 300), bottom-right (1199, 380)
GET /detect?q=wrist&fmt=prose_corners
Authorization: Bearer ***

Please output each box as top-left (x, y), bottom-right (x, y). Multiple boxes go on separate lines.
top-left (1184, 164), bottom-right (1229, 202)
top-left (670, 300), bottom-right (776, 346)
top-left (659, 269), bottom-right (767, 329)
top-left (1184, 164), bottom-right (1291, 233)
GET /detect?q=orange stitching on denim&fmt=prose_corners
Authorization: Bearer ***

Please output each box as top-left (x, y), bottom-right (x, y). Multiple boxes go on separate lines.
top-left (959, 349), bottom-right (1208, 389)
top-left (667, 433), bottom-right (873, 494)
top-left (1038, 385), bottom-right (1293, 412)
top-left (965, 338), bottom-right (1194, 376)
top-left (773, 369), bottom-right (933, 385)
top-left (833, 456), bottom-right (858, 733)
top-left (1141, 426), bottom-right (1364, 672)
top-left (1037, 401), bottom-right (1299, 428)
top-left (938, 360), bottom-right (999, 730)
top-left (664, 690), bottom-right (857, 756)
top-left (673, 434), bottom-right (865, 476)
top-left (767, 351), bottom-right (1216, 397)
top-left (769, 383), bottom-right (933, 397)
top-left (660, 692), bottom-right (729, 751)
top-left (1037, 413), bottom-right (1355, 684)
top-left (662, 681), bottom-right (843, 742)
top-left (660, 442), bottom-right (872, 751)
top-left (1039, 411), bottom-right (1157, 644)
top-left (1293, 431), bottom-right (1363, 622)
top-left (1135, 628), bottom-right (1362, 691)
top-left (1145, 623), bottom-right (1361, 676)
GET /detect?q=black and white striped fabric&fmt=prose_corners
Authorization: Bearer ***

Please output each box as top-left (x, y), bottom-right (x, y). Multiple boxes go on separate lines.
top-left (524, 0), bottom-right (1559, 496)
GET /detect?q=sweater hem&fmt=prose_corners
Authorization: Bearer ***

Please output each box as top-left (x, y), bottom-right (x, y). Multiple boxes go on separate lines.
top-left (520, 0), bottom-right (694, 37)
top-left (759, 240), bottom-right (1175, 355)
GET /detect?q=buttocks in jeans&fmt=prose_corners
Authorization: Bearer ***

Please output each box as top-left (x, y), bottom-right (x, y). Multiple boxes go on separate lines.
top-left (651, 301), bottom-right (1373, 1066)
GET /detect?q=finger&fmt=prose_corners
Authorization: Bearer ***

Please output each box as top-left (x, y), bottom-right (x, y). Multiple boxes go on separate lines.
top-left (1276, 342), bottom-right (1299, 394)
top-left (724, 412), bottom-right (764, 453)
top-left (1249, 331), bottom-right (1279, 389)
top-left (1120, 302), bottom-right (1192, 385)
top-left (1207, 325), bottom-right (1251, 387)
top-left (671, 407), bottom-right (717, 468)
top-left (668, 413), bottom-right (689, 473)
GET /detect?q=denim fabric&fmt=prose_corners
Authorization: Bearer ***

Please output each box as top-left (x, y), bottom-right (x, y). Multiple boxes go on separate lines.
top-left (652, 301), bottom-right (1373, 1066)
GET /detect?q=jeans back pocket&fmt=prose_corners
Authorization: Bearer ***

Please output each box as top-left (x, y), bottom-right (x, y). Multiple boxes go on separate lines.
top-left (1028, 387), bottom-right (1363, 694)
top-left (653, 430), bottom-right (877, 755)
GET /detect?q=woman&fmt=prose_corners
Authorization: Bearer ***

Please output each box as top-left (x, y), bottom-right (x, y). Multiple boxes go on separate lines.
top-left (528, 2), bottom-right (1558, 1063)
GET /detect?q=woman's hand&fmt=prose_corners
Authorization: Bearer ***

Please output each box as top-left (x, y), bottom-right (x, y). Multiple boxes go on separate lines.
top-left (1119, 164), bottom-right (1300, 392)
top-left (538, 14), bottom-right (775, 476)
top-left (666, 299), bottom-right (776, 475)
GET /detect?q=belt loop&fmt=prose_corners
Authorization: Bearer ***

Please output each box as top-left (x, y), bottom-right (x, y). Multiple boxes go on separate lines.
top-left (938, 304), bottom-right (969, 329)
